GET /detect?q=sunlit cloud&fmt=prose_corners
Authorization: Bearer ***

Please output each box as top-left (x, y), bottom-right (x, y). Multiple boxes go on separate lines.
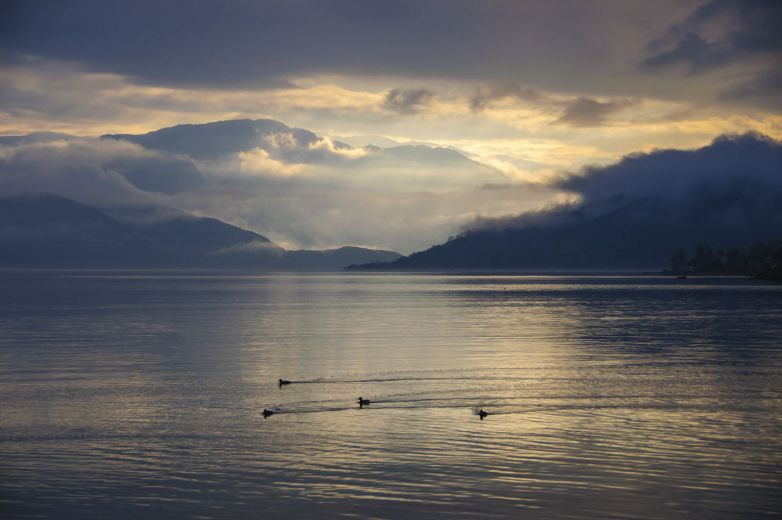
top-left (235, 148), bottom-right (307, 177)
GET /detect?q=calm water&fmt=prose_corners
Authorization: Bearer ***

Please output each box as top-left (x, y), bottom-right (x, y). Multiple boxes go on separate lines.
top-left (1, 272), bottom-right (781, 519)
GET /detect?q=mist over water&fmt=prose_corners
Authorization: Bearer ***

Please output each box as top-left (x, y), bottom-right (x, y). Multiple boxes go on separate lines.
top-left (1, 273), bottom-right (781, 519)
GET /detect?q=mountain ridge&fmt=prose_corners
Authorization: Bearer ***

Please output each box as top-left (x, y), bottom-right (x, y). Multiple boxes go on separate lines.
top-left (350, 133), bottom-right (782, 271)
top-left (0, 193), bottom-right (400, 269)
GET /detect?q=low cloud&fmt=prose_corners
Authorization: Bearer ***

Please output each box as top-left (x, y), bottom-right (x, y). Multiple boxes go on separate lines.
top-left (0, 138), bottom-right (176, 207)
top-left (306, 138), bottom-right (368, 161)
top-left (107, 119), bottom-right (367, 167)
top-left (471, 132), bottom-right (782, 237)
top-left (558, 132), bottom-right (782, 201)
top-left (450, 132), bottom-right (782, 267)
top-left (383, 88), bottom-right (434, 115)
top-left (234, 148), bottom-right (307, 177)
top-left (0, 119), bottom-right (552, 253)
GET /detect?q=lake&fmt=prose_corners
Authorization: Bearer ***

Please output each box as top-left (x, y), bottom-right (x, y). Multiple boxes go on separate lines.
top-left (1, 272), bottom-right (781, 519)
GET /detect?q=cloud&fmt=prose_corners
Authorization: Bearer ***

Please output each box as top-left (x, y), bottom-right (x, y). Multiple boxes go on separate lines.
top-left (556, 98), bottom-right (635, 127)
top-left (0, 0), bottom-right (690, 96)
top-left (0, 119), bottom-right (554, 254)
top-left (383, 88), bottom-right (434, 114)
top-left (305, 138), bottom-right (369, 161)
top-left (469, 84), bottom-right (541, 111)
top-left (234, 148), bottom-right (307, 177)
top-left (718, 69), bottom-right (782, 110)
top-left (174, 174), bottom-right (551, 254)
top-left (635, 0), bottom-right (782, 110)
top-left (467, 132), bottom-right (782, 235)
top-left (260, 132), bottom-right (367, 164)
top-left (467, 85), bottom-right (641, 129)
top-left (2, 45), bottom-right (780, 176)
top-left (436, 132), bottom-right (782, 268)
top-left (105, 155), bottom-right (205, 194)
top-left (106, 118), bottom-right (370, 170)
top-left (643, 0), bottom-right (782, 72)
top-left (0, 58), bottom-right (388, 136)
top-left (0, 136), bottom-right (209, 208)
top-left (557, 132), bottom-right (782, 202)
top-left (143, 122), bottom-right (550, 252)
top-left (7, 113), bottom-right (781, 257)
top-left (0, 138), bottom-right (165, 207)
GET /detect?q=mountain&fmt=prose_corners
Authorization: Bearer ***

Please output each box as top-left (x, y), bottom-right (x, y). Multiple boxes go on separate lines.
top-left (375, 144), bottom-right (481, 166)
top-left (368, 194), bottom-right (782, 270)
top-left (0, 193), bottom-right (400, 269)
top-left (283, 246), bottom-right (401, 271)
top-left (0, 193), bottom-right (151, 266)
top-left (105, 155), bottom-right (205, 194)
top-left (332, 135), bottom-right (400, 148)
top-left (0, 132), bottom-right (206, 196)
top-left (0, 132), bottom-right (77, 146)
top-left (102, 118), bottom-right (348, 161)
top-left (353, 133), bottom-right (782, 271)
top-left (103, 118), bottom-right (491, 173)
top-left (0, 193), bottom-right (276, 267)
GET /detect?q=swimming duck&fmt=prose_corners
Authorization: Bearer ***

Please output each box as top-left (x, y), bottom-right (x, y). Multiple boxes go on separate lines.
top-left (357, 397), bottom-right (371, 408)
top-left (478, 409), bottom-right (488, 420)
top-left (262, 408), bottom-right (274, 418)
top-left (278, 379), bottom-right (292, 387)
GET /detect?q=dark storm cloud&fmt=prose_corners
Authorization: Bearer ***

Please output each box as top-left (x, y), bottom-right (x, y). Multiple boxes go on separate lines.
top-left (643, 0), bottom-right (782, 72)
top-left (556, 98), bottom-right (634, 127)
top-left (0, 0), bottom-right (495, 88)
top-left (383, 88), bottom-right (434, 114)
top-left (0, 0), bottom-right (686, 92)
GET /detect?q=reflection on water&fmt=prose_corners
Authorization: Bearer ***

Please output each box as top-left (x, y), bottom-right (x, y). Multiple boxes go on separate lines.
top-left (1, 273), bottom-right (781, 519)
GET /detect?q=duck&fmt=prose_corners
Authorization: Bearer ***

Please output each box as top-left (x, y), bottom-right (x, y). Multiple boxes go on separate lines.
top-left (478, 409), bottom-right (488, 420)
top-left (278, 379), bottom-right (292, 387)
top-left (357, 397), bottom-right (371, 408)
top-left (262, 408), bottom-right (274, 418)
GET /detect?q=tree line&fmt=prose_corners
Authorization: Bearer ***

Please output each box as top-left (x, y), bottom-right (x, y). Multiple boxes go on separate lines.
top-left (669, 241), bottom-right (782, 280)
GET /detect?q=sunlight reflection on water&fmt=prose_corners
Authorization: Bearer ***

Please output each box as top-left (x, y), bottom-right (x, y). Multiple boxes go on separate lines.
top-left (1, 273), bottom-right (781, 519)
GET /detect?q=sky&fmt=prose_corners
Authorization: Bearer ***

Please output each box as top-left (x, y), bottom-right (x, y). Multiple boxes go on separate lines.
top-left (1, 0), bottom-right (781, 253)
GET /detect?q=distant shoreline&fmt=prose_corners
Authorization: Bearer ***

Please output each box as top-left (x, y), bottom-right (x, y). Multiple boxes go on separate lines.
top-left (0, 268), bottom-right (762, 279)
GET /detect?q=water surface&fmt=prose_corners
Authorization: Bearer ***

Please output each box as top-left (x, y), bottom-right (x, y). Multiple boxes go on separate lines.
top-left (1, 272), bottom-right (781, 518)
